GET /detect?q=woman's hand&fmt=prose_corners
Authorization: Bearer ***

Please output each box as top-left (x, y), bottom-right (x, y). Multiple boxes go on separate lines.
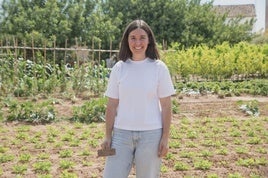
top-left (158, 137), bottom-right (169, 157)
top-left (101, 137), bottom-right (112, 150)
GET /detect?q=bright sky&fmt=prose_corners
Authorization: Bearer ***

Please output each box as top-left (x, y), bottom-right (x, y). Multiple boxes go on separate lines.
top-left (201, 0), bottom-right (266, 33)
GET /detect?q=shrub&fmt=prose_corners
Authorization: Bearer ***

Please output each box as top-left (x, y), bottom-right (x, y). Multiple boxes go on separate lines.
top-left (71, 97), bottom-right (107, 123)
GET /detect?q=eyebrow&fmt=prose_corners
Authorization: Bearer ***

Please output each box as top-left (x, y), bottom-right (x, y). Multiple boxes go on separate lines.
top-left (129, 34), bottom-right (147, 37)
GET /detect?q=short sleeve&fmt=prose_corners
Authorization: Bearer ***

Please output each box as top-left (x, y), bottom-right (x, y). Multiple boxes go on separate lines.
top-left (157, 62), bottom-right (176, 98)
top-left (104, 62), bottom-right (121, 99)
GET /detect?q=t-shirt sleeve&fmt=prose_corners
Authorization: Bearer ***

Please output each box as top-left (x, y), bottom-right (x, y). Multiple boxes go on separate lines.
top-left (157, 62), bottom-right (176, 98)
top-left (104, 62), bottom-right (120, 99)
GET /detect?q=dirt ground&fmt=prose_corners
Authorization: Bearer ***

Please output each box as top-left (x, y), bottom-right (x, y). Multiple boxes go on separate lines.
top-left (0, 94), bottom-right (267, 178)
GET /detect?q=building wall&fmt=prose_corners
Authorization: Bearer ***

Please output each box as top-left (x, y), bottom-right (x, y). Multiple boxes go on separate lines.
top-left (266, 0), bottom-right (268, 31)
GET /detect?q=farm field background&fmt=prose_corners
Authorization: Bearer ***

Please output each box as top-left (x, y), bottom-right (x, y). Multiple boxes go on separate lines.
top-left (0, 93), bottom-right (267, 178)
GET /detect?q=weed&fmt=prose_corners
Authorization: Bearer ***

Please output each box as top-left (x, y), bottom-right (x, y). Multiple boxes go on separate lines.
top-left (165, 153), bottom-right (175, 160)
top-left (79, 149), bottom-right (93, 156)
top-left (88, 139), bottom-right (98, 148)
top-left (207, 174), bottom-right (219, 178)
top-left (37, 174), bottom-right (53, 178)
top-left (70, 139), bottom-right (80, 147)
top-left (169, 140), bottom-right (181, 148)
top-left (82, 160), bottom-right (93, 166)
top-left (19, 153), bottom-right (31, 163)
top-left (174, 161), bottom-right (190, 171)
top-left (179, 151), bottom-right (195, 158)
top-left (239, 100), bottom-right (259, 117)
top-left (172, 99), bottom-right (180, 114)
top-left (187, 130), bottom-right (198, 139)
top-left (235, 147), bottom-right (249, 154)
top-left (71, 97), bottom-right (107, 123)
top-left (0, 146), bottom-right (9, 153)
top-left (59, 149), bottom-right (73, 158)
top-left (237, 158), bottom-right (256, 167)
top-left (194, 159), bottom-right (212, 170)
top-left (12, 164), bottom-right (28, 174)
top-left (256, 147), bottom-right (267, 154)
top-left (33, 161), bottom-right (52, 173)
top-left (0, 153), bottom-right (14, 163)
top-left (250, 173), bottom-right (262, 178)
top-left (59, 170), bottom-right (78, 178)
top-left (160, 165), bottom-right (168, 173)
top-left (216, 148), bottom-right (228, 155)
top-left (228, 172), bottom-right (243, 178)
top-left (247, 137), bottom-right (262, 144)
top-left (38, 153), bottom-right (50, 160)
top-left (59, 160), bottom-right (75, 169)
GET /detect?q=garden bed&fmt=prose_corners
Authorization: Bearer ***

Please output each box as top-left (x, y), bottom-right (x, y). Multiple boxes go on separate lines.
top-left (0, 94), bottom-right (267, 177)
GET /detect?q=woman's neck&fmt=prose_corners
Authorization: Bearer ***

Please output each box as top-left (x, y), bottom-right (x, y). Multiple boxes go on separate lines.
top-left (132, 55), bottom-right (146, 61)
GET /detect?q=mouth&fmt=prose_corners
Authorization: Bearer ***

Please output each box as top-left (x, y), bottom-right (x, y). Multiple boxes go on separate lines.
top-left (134, 47), bottom-right (142, 50)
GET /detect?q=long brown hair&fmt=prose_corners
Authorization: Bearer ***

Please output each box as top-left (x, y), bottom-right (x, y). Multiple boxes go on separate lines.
top-left (118, 19), bottom-right (160, 62)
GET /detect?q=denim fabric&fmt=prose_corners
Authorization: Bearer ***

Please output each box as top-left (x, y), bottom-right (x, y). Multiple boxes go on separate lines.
top-left (103, 128), bottom-right (162, 178)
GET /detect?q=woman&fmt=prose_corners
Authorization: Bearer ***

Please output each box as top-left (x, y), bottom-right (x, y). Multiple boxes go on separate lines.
top-left (101, 19), bottom-right (175, 178)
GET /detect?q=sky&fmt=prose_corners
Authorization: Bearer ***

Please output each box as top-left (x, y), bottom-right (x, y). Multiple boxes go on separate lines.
top-left (201, 0), bottom-right (266, 33)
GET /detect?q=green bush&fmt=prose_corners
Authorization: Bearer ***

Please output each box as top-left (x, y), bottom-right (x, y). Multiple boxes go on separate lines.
top-left (6, 100), bottom-right (56, 123)
top-left (71, 97), bottom-right (107, 123)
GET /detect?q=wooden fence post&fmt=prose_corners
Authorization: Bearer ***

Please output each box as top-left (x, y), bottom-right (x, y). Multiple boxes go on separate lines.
top-left (13, 37), bottom-right (18, 86)
top-left (53, 38), bottom-right (56, 67)
top-left (64, 39), bottom-right (67, 65)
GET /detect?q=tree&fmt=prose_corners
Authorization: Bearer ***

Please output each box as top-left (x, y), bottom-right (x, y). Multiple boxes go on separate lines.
top-left (0, 0), bottom-right (120, 50)
top-left (0, 0), bottom-right (255, 50)
top-left (103, 0), bottom-right (254, 48)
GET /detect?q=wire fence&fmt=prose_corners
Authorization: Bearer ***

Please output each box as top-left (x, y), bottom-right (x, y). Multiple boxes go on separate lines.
top-left (0, 38), bottom-right (119, 67)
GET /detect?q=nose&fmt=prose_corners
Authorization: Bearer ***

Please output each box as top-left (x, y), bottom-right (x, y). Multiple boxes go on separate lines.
top-left (135, 39), bottom-right (142, 45)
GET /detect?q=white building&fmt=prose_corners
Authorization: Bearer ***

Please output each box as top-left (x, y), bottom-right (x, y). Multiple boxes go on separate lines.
top-left (202, 0), bottom-right (267, 34)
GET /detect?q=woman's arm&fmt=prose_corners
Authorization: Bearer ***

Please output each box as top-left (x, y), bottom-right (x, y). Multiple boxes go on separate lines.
top-left (158, 96), bottom-right (172, 157)
top-left (101, 97), bottom-right (119, 149)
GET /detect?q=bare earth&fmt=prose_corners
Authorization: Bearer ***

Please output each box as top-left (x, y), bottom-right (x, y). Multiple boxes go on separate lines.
top-left (0, 94), bottom-right (267, 178)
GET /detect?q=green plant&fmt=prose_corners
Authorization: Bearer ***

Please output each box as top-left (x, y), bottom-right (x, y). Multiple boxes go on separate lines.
top-left (79, 149), bottom-right (93, 156)
top-left (235, 147), bottom-right (249, 154)
top-left (59, 149), bottom-right (73, 158)
top-left (160, 165), bottom-right (168, 173)
top-left (174, 161), bottom-right (190, 171)
top-left (239, 100), bottom-right (260, 117)
top-left (33, 161), bottom-right (52, 173)
top-left (207, 174), bottom-right (219, 178)
top-left (19, 153), bottom-right (31, 162)
top-left (172, 99), bottom-right (180, 114)
top-left (60, 170), bottom-right (78, 178)
top-left (228, 173), bottom-right (244, 178)
top-left (247, 137), bottom-right (262, 144)
top-left (37, 174), bottom-right (53, 178)
top-left (6, 100), bottom-right (56, 123)
top-left (12, 164), bottom-right (28, 174)
top-left (0, 153), bottom-right (14, 163)
top-left (0, 167), bottom-right (3, 176)
top-left (194, 159), bottom-right (212, 170)
top-left (71, 97), bottom-right (107, 123)
top-left (38, 153), bottom-right (50, 160)
top-left (59, 160), bottom-right (75, 169)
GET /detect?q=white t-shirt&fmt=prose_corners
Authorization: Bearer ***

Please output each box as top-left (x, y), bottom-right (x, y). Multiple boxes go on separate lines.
top-left (105, 58), bottom-right (175, 131)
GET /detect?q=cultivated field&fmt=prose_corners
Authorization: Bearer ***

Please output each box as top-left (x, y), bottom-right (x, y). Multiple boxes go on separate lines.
top-left (0, 94), bottom-right (268, 178)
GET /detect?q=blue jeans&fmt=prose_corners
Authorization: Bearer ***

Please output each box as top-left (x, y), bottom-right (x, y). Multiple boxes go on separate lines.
top-left (103, 128), bottom-right (162, 178)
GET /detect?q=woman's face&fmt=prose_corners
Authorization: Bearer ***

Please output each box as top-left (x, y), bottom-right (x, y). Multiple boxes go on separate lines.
top-left (128, 28), bottom-right (149, 60)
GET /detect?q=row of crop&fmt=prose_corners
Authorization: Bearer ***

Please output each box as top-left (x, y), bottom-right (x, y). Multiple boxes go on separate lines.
top-left (162, 42), bottom-right (268, 81)
top-left (0, 90), bottom-right (264, 124)
top-left (0, 97), bottom-right (107, 124)
top-left (1, 42), bottom-right (268, 98)
top-left (0, 54), bottom-right (109, 97)
top-left (0, 113), bottom-right (267, 177)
